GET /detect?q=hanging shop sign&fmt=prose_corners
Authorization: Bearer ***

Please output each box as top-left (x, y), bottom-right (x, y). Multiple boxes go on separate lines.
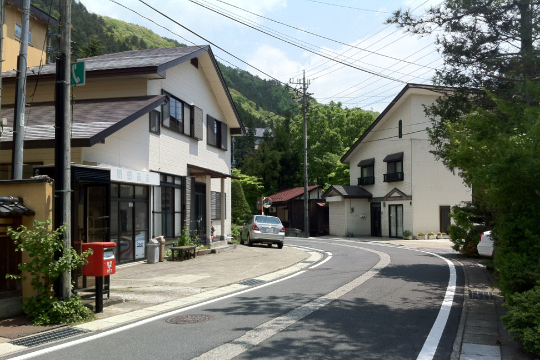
top-left (109, 167), bottom-right (159, 186)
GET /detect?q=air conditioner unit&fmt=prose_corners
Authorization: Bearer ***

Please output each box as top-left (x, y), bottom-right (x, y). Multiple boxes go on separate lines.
top-left (269, 206), bottom-right (277, 213)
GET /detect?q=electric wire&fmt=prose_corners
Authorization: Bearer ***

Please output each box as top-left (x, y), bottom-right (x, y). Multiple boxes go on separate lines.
top-left (305, 0), bottom-right (392, 13)
top-left (184, 0), bottom-right (407, 83)
top-left (208, 0), bottom-right (433, 70)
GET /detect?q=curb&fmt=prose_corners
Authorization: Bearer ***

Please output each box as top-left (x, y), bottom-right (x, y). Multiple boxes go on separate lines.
top-left (451, 259), bottom-right (468, 360)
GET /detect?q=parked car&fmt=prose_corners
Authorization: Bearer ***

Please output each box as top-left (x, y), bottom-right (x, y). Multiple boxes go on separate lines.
top-left (240, 215), bottom-right (285, 249)
top-left (477, 230), bottom-right (494, 257)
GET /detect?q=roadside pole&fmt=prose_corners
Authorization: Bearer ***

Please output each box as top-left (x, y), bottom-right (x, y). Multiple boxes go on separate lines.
top-left (0, 0), bottom-right (4, 127)
top-left (290, 71), bottom-right (311, 238)
top-left (54, 0), bottom-right (72, 301)
top-left (11, 0), bottom-right (30, 179)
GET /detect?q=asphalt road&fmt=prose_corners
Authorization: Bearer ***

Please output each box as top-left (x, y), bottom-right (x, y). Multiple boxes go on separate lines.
top-left (9, 238), bottom-right (464, 360)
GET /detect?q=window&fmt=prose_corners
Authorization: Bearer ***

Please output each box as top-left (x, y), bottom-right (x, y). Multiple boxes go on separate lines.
top-left (149, 110), bottom-right (160, 135)
top-left (384, 161), bottom-right (403, 182)
top-left (162, 93), bottom-right (184, 133)
top-left (357, 158), bottom-right (374, 186)
top-left (359, 166), bottom-right (374, 185)
top-left (211, 191), bottom-right (226, 220)
top-left (153, 175), bottom-right (183, 238)
top-left (15, 23), bottom-right (32, 45)
top-left (383, 152), bottom-right (404, 182)
top-left (398, 120), bottom-right (403, 138)
top-left (207, 115), bottom-right (228, 150)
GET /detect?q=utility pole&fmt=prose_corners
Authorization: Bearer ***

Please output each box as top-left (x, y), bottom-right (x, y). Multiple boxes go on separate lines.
top-left (0, 0), bottom-right (4, 126)
top-left (290, 70), bottom-right (311, 238)
top-left (11, 0), bottom-right (30, 179)
top-left (54, 0), bottom-right (72, 301)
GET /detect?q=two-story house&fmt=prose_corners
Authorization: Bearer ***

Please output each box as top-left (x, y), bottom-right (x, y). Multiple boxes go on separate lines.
top-left (322, 83), bottom-right (471, 238)
top-left (2, 0), bottom-right (57, 70)
top-left (0, 46), bottom-right (244, 269)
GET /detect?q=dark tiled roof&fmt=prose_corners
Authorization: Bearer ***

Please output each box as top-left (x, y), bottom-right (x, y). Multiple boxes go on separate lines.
top-left (0, 196), bottom-right (35, 217)
top-left (322, 185), bottom-right (372, 199)
top-left (0, 95), bottom-right (166, 149)
top-left (2, 46), bottom-right (210, 79)
top-left (268, 185), bottom-right (321, 203)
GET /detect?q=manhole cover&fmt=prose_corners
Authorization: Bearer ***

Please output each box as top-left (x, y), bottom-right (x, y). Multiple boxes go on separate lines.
top-left (165, 315), bottom-right (214, 325)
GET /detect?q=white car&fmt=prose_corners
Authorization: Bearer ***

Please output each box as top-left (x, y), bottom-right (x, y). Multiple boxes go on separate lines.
top-left (240, 215), bottom-right (285, 249)
top-left (477, 230), bottom-right (494, 257)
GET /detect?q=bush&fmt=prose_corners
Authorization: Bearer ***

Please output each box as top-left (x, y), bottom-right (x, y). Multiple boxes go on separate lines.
top-left (7, 220), bottom-right (94, 325)
top-left (447, 203), bottom-right (485, 257)
top-left (502, 285), bottom-right (540, 356)
top-left (176, 227), bottom-right (193, 247)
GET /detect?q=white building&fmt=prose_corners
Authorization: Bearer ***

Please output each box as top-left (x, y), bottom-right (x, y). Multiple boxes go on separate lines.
top-left (0, 46), bottom-right (244, 264)
top-left (323, 84), bottom-right (471, 238)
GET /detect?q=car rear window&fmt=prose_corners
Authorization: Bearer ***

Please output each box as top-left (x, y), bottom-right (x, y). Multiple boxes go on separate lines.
top-left (255, 216), bottom-right (281, 224)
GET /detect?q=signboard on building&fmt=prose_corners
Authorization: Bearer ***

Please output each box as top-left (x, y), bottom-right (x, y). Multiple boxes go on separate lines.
top-left (109, 167), bottom-right (160, 186)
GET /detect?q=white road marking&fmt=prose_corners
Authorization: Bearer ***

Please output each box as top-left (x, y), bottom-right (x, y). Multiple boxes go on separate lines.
top-left (309, 252), bottom-right (332, 269)
top-left (288, 244), bottom-right (332, 269)
top-left (192, 246), bottom-right (390, 360)
top-left (297, 238), bottom-right (458, 360)
top-left (8, 271), bottom-right (307, 360)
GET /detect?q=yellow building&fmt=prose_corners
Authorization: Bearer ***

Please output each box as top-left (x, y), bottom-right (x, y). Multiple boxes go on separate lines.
top-left (2, 0), bottom-right (58, 71)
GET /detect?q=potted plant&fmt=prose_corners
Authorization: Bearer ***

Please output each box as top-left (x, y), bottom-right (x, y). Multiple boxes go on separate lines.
top-left (418, 232), bottom-right (426, 240)
top-left (402, 230), bottom-right (413, 240)
top-left (437, 232), bottom-right (447, 239)
top-left (427, 231), bottom-right (436, 239)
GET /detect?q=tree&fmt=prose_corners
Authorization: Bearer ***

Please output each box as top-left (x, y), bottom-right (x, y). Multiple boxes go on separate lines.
top-left (231, 168), bottom-right (263, 214)
top-left (388, 0), bottom-right (540, 164)
top-left (231, 180), bottom-right (252, 225)
top-left (78, 35), bottom-right (105, 58)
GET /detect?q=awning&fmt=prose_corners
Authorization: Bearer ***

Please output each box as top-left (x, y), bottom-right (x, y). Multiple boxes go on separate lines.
top-left (187, 164), bottom-right (238, 179)
top-left (383, 152), bottom-right (404, 162)
top-left (357, 158), bottom-right (375, 167)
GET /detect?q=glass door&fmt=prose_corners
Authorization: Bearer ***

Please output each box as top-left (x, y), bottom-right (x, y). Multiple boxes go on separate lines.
top-left (389, 204), bottom-right (403, 238)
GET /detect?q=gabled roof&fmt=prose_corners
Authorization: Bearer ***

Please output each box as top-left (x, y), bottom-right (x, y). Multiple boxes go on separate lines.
top-left (322, 185), bottom-right (372, 199)
top-left (1, 46), bottom-right (244, 133)
top-left (341, 83), bottom-right (450, 163)
top-left (7, 0), bottom-right (58, 27)
top-left (268, 185), bottom-right (321, 203)
top-left (0, 95), bottom-right (166, 149)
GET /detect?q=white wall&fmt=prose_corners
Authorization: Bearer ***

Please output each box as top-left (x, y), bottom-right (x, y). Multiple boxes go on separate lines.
top-left (329, 201), bottom-right (347, 236)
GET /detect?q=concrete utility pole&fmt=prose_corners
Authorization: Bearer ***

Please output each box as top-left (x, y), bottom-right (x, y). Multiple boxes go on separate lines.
top-left (290, 71), bottom-right (311, 238)
top-left (54, 0), bottom-right (72, 301)
top-left (11, 0), bottom-right (30, 179)
top-left (0, 0), bottom-right (4, 124)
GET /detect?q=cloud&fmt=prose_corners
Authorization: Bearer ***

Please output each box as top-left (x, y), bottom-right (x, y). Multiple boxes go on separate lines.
top-left (245, 44), bottom-right (304, 80)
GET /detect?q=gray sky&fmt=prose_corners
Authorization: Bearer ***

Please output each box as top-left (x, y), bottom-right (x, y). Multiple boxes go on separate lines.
top-left (80, 0), bottom-right (443, 112)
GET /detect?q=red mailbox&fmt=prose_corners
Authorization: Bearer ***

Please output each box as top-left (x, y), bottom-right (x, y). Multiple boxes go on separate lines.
top-left (82, 242), bottom-right (116, 277)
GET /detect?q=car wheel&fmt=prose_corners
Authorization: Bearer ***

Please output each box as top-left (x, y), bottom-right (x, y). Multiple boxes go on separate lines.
top-left (278, 243), bottom-right (283, 249)
top-left (267, 243), bottom-right (272, 248)
top-left (247, 234), bottom-right (253, 247)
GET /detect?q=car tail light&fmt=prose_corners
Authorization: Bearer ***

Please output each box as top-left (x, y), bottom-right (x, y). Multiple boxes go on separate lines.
top-left (479, 233), bottom-right (483, 243)
top-left (252, 224), bottom-right (259, 231)
top-left (280, 227), bottom-right (285, 233)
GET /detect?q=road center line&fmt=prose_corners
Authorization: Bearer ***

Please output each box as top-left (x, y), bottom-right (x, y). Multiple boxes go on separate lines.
top-left (192, 246), bottom-right (390, 360)
top-left (296, 238), bottom-right (457, 360)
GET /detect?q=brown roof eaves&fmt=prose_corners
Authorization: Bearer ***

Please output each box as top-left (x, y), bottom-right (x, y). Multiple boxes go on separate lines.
top-left (340, 83), bottom-right (450, 164)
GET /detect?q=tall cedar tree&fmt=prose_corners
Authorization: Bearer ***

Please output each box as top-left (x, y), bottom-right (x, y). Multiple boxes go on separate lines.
top-left (388, 0), bottom-right (540, 170)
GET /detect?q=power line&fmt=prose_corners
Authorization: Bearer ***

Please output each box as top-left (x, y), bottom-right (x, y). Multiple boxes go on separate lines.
top-left (186, 0), bottom-right (407, 83)
top-left (305, 0), bottom-right (392, 13)
top-left (207, 0), bottom-right (433, 70)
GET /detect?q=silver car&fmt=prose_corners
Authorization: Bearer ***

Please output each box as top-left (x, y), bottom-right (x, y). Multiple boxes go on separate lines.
top-left (240, 215), bottom-right (285, 249)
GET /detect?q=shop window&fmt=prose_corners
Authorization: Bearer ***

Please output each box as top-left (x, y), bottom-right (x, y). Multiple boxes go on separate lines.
top-left (153, 175), bottom-right (183, 239)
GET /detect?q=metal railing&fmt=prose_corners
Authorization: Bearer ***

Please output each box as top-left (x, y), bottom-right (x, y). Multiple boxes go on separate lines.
top-left (383, 172), bottom-right (404, 182)
top-left (358, 176), bottom-right (375, 186)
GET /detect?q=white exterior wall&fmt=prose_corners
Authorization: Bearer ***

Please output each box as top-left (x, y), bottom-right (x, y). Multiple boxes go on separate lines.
top-left (346, 199), bottom-right (371, 236)
top-left (341, 89), bottom-right (471, 237)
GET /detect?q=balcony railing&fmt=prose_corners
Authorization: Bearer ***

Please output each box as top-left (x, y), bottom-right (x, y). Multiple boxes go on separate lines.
top-left (358, 176), bottom-right (375, 186)
top-left (383, 172), bottom-right (404, 182)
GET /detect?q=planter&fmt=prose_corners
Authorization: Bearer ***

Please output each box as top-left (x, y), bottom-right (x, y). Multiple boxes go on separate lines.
top-left (427, 235), bottom-right (436, 240)
top-left (417, 235), bottom-right (427, 240)
top-left (402, 236), bottom-right (413, 240)
top-left (197, 249), bottom-right (211, 256)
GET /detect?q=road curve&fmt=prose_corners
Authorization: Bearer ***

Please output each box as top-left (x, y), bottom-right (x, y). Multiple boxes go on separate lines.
top-left (8, 238), bottom-right (463, 360)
